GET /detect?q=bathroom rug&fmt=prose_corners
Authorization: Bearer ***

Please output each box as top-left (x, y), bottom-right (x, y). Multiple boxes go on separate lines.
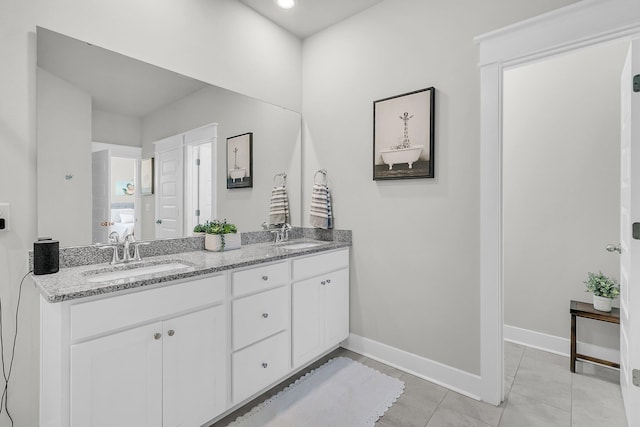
top-left (227, 357), bottom-right (405, 427)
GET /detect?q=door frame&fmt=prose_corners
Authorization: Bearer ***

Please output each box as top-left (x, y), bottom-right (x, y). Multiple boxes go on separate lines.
top-left (476, 0), bottom-right (640, 405)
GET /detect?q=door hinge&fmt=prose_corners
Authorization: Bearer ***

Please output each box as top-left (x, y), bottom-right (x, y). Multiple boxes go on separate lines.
top-left (195, 209), bottom-right (200, 217)
top-left (195, 158), bottom-right (201, 166)
top-left (633, 369), bottom-right (640, 387)
top-left (634, 74), bottom-right (640, 93)
top-left (633, 223), bottom-right (640, 240)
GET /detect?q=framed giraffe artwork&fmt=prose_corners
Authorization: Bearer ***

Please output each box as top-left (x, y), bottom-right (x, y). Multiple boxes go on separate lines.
top-left (373, 87), bottom-right (435, 180)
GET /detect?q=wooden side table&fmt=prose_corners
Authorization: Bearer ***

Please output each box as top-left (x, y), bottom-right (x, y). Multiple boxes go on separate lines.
top-left (570, 300), bottom-right (620, 373)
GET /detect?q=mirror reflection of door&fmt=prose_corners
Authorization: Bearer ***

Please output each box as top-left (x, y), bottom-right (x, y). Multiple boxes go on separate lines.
top-left (155, 123), bottom-right (217, 239)
top-left (91, 143), bottom-right (141, 244)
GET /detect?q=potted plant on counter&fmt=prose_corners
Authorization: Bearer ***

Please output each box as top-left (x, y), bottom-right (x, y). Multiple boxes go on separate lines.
top-left (193, 222), bottom-right (208, 236)
top-left (584, 271), bottom-right (619, 312)
top-left (205, 219), bottom-right (240, 252)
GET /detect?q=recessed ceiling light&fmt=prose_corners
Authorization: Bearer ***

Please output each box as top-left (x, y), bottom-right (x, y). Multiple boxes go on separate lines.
top-left (275, 0), bottom-right (295, 9)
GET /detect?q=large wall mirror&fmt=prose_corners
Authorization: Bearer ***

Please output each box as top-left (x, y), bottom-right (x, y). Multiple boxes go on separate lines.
top-left (36, 27), bottom-right (301, 248)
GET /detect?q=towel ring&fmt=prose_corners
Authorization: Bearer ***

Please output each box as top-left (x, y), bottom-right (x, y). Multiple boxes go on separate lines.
top-left (273, 172), bottom-right (287, 187)
top-left (314, 169), bottom-right (327, 185)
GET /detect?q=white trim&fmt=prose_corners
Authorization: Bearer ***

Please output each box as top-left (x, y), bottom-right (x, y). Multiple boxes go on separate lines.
top-left (92, 141), bottom-right (141, 157)
top-left (477, 0), bottom-right (640, 405)
top-left (504, 325), bottom-right (620, 364)
top-left (343, 333), bottom-right (482, 401)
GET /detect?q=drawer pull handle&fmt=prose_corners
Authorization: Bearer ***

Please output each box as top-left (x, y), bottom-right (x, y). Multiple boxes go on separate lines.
top-left (262, 275), bottom-right (269, 281)
top-left (321, 280), bottom-right (326, 285)
top-left (326, 279), bottom-right (332, 284)
top-left (154, 333), bottom-right (162, 340)
top-left (262, 362), bottom-right (268, 369)
top-left (262, 313), bottom-right (269, 318)
top-left (167, 329), bottom-right (175, 337)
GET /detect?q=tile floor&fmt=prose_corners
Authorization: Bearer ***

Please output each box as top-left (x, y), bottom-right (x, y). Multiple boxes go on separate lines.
top-left (212, 342), bottom-right (628, 427)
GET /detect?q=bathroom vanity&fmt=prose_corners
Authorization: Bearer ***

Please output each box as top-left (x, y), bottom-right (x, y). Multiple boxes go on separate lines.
top-left (34, 237), bottom-right (350, 427)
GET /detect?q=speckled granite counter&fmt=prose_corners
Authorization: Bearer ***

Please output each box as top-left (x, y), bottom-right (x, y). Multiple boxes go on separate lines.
top-left (32, 237), bottom-right (350, 303)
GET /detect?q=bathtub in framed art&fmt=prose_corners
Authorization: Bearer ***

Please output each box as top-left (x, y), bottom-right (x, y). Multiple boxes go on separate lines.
top-left (373, 87), bottom-right (435, 180)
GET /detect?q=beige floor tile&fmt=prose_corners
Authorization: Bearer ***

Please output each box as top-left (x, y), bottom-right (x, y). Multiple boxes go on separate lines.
top-left (426, 406), bottom-right (493, 427)
top-left (439, 391), bottom-right (504, 426)
top-left (499, 390), bottom-right (570, 427)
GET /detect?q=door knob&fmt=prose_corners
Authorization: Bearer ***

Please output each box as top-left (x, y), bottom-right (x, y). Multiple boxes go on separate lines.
top-left (156, 219), bottom-right (162, 224)
top-left (606, 243), bottom-right (621, 254)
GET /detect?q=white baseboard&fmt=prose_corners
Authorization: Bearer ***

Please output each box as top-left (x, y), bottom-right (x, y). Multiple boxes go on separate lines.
top-left (503, 324), bottom-right (620, 364)
top-left (343, 333), bottom-right (483, 400)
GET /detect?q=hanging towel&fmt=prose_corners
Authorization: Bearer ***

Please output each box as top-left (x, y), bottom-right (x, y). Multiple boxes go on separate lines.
top-left (310, 183), bottom-right (333, 229)
top-left (269, 186), bottom-right (290, 225)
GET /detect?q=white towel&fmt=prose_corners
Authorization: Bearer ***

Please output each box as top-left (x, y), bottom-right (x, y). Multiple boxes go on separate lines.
top-left (269, 186), bottom-right (290, 225)
top-left (310, 183), bottom-right (333, 229)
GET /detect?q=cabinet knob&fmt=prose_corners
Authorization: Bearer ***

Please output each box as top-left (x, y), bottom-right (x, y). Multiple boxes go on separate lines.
top-left (262, 362), bottom-right (268, 369)
top-left (326, 279), bottom-right (332, 284)
top-left (321, 280), bottom-right (326, 285)
top-left (167, 329), bottom-right (175, 337)
top-left (154, 333), bottom-right (162, 340)
top-left (262, 313), bottom-right (269, 318)
top-left (262, 275), bottom-right (269, 281)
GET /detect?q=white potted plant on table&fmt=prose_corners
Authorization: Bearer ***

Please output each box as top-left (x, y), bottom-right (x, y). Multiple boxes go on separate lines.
top-left (584, 271), bottom-right (619, 312)
top-left (205, 219), bottom-right (241, 252)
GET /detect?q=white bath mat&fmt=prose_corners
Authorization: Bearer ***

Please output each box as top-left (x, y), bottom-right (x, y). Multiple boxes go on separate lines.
top-left (227, 357), bottom-right (405, 427)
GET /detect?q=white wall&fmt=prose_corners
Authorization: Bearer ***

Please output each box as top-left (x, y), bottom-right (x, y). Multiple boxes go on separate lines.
top-left (142, 85), bottom-right (301, 236)
top-left (37, 68), bottom-right (92, 247)
top-left (504, 42), bottom-right (628, 352)
top-left (92, 109), bottom-right (142, 147)
top-left (301, 0), bottom-right (578, 375)
top-left (2, 1), bottom-right (301, 425)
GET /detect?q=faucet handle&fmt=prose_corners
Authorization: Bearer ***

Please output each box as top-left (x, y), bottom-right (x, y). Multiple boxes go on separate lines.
top-left (98, 244), bottom-right (120, 265)
top-left (132, 241), bottom-right (150, 262)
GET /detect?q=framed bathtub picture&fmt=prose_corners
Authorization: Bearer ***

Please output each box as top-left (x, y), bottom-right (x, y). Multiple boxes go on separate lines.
top-left (373, 87), bottom-right (435, 180)
top-left (227, 132), bottom-right (253, 189)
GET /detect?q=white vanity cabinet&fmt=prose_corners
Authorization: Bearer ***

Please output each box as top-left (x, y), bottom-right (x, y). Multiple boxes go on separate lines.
top-left (41, 275), bottom-right (227, 427)
top-left (230, 261), bottom-right (291, 404)
top-left (292, 249), bottom-right (350, 368)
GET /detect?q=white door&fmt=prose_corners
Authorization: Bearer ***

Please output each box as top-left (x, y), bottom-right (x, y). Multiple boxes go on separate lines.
top-left (70, 322), bottom-right (163, 427)
top-left (156, 145), bottom-right (183, 239)
top-left (620, 39), bottom-right (640, 426)
top-left (162, 306), bottom-right (227, 426)
top-left (91, 150), bottom-right (111, 244)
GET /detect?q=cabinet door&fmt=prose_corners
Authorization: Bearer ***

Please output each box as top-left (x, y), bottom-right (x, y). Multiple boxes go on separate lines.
top-left (324, 268), bottom-right (350, 347)
top-left (70, 322), bottom-right (163, 427)
top-left (292, 276), bottom-right (324, 368)
top-left (163, 305), bottom-right (227, 427)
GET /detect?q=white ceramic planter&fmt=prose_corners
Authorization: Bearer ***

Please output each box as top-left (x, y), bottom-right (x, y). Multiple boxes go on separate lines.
top-left (205, 233), bottom-right (241, 252)
top-left (593, 295), bottom-right (613, 312)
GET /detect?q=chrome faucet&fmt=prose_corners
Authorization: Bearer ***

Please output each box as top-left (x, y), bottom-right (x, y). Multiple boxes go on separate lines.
top-left (272, 223), bottom-right (292, 243)
top-left (122, 233), bottom-right (135, 262)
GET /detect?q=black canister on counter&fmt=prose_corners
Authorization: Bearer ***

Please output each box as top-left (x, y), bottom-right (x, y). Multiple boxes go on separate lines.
top-left (34, 238), bottom-right (59, 275)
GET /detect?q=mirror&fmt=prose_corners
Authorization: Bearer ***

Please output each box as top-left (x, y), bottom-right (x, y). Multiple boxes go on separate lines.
top-left (36, 27), bottom-right (301, 247)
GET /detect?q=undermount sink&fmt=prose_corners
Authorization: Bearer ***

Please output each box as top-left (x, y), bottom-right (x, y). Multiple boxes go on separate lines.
top-left (278, 242), bottom-right (324, 250)
top-left (84, 261), bottom-right (193, 283)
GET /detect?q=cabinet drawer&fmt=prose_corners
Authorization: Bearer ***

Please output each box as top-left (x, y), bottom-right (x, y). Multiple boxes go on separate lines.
top-left (292, 249), bottom-right (349, 280)
top-left (232, 286), bottom-right (289, 350)
top-left (232, 262), bottom-right (288, 297)
top-left (70, 275), bottom-right (226, 342)
top-left (232, 331), bottom-right (290, 404)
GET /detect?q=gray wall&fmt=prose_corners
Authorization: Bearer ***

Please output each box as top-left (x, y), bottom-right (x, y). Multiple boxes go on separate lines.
top-left (503, 42), bottom-right (628, 351)
top-left (301, 0), bottom-right (579, 375)
top-left (37, 68), bottom-right (92, 247)
top-left (141, 84), bottom-right (301, 236)
top-left (2, 0), bottom-right (301, 425)
top-left (92, 109), bottom-right (142, 147)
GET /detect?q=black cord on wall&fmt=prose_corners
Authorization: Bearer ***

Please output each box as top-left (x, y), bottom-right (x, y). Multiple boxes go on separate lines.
top-left (0, 271), bottom-right (30, 427)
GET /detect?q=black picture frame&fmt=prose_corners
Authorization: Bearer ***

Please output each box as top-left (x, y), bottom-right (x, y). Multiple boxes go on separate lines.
top-left (226, 132), bottom-right (253, 189)
top-left (140, 157), bottom-right (154, 195)
top-left (373, 87), bottom-right (435, 180)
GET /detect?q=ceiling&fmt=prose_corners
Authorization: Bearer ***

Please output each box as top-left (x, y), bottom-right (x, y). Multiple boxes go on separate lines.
top-left (37, 28), bottom-right (208, 118)
top-left (238, 0), bottom-right (385, 39)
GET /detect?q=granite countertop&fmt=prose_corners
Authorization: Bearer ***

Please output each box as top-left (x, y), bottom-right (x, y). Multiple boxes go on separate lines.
top-left (32, 239), bottom-right (350, 303)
